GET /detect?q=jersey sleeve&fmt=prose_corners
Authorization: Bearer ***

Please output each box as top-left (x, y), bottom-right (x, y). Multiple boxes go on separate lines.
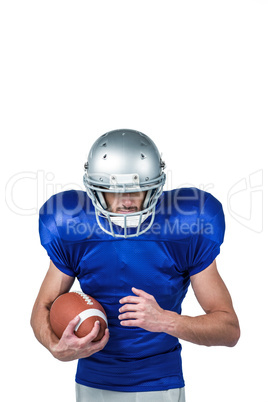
top-left (39, 200), bottom-right (75, 277)
top-left (186, 193), bottom-right (225, 276)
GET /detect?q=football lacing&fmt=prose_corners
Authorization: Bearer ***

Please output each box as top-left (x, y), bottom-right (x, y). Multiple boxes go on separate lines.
top-left (74, 291), bottom-right (94, 305)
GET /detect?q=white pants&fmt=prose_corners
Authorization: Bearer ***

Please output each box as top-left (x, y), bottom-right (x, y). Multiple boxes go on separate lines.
top-left (76, 383), bottom-right (186, 402)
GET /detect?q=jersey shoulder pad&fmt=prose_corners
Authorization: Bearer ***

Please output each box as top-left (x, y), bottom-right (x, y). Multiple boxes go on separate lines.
top-left (158, 188), bottom-right (224, 242)
top-left (161, 187), bottom-right (222, 219)
top-left (39, 190), bottom-right (94, 241)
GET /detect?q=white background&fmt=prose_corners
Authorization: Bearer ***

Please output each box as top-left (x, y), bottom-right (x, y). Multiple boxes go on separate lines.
top-left (1, 1), bottom-right (267, 401)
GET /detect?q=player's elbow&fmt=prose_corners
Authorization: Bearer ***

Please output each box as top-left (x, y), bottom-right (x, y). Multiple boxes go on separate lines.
top-left (30, 306), bottom-right (38, 334)
top-left (212, 311), bottom-right (240, 348)
top-left (226, 318), bottom-right (240, 347)
top-left (30, 300), bottom-right (48, 335)
top-left (230, 325), bottom-right (240, 347)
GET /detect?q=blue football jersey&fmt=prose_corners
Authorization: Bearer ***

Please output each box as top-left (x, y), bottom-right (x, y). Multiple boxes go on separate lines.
top-left (39, 188), bottom-right (225, 392)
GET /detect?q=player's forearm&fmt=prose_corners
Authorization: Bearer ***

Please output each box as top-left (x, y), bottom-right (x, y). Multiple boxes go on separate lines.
top-left (30, 303), bottom-right (59, 354)
top-left (162, 310), bottom-right (240, 347)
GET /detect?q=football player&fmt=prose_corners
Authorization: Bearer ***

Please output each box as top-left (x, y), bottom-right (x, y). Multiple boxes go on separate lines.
top-left (31, 129), bottom-right (240, 402)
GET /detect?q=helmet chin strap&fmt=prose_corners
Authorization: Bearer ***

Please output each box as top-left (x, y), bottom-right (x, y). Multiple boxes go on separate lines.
top-left (110, 212), bottom-right (151, 228)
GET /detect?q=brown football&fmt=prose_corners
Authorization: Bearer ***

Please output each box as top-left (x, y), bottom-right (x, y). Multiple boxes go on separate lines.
top-left (50, 291), bottom-right (108, 341)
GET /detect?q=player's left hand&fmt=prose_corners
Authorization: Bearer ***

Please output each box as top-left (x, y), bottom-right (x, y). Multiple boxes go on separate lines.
top-left (118, 287), bottom-right (166, 332)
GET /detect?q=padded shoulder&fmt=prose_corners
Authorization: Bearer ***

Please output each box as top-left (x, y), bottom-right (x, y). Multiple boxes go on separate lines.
top-left (161, 187), bottom-right (222, 216)
top-left (39, 190), bottom-right (95, 242)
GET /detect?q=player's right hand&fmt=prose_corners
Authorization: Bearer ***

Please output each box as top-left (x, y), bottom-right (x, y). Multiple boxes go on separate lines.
top-left (51, 316), bottom-right (110, 362)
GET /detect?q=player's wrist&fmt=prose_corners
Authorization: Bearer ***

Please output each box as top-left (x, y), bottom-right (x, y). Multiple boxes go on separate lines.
top-left (50, 341), bottom-right (73, 362)
top-left (161, 310), bottom-right (179, 336)
top-left (48, 339), bottom-right (62, 359)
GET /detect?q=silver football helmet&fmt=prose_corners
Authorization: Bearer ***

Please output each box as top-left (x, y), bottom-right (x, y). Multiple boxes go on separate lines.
top-left (83, 129), bottom-right (166, 238)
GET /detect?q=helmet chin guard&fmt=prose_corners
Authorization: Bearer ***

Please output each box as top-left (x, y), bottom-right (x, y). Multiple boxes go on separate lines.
top-left (83, 129), bottom-right (166, 238)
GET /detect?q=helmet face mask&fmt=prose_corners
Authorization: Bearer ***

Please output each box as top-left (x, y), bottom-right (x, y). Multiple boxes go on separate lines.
top-left (83, 129), bottom-right (166, 238)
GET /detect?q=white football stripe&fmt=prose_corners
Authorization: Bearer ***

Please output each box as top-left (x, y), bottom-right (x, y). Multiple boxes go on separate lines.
top-left (75, 309), bottom-right (108, 332)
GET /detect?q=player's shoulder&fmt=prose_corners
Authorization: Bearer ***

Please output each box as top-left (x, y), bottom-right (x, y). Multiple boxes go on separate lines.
top-left (40, 189), bottom-right (91, 218)
top-left (160, 187), bottom-right (223, 219)
top-left (153, 188), bottom-right (224, 242)
top-left (39, 190), bottom-right (95, 240)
